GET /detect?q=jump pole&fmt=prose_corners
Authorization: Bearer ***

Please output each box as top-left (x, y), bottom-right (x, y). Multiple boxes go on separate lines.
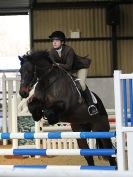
top-left (0, 132), bottom-right (116, 139)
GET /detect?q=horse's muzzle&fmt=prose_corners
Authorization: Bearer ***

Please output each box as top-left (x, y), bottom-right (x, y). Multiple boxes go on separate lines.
top-left (19, 86), bottom-right (30, 98)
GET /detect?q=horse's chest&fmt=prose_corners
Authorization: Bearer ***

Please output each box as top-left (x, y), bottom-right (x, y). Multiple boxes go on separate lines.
top-left (34, 88), bottom-right (45, 101)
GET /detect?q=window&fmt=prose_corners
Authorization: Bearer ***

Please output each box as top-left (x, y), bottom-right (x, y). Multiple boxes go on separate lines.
top-left (0, 15), bottom-right (30, 70)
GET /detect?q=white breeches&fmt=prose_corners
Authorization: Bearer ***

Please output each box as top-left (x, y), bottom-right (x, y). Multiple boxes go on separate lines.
top-left (77, 68), bottom-right (88, 91)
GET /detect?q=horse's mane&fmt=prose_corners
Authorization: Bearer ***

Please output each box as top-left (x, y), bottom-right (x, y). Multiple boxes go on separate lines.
top-left (26, 50), bottom-right (52, 64)
top-left (24, 50), bottom-right (71, 79)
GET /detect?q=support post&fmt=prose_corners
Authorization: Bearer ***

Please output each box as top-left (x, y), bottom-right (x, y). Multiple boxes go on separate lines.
top-left (114, 70), bottom-right (126, 170)
top-left (11, 94), bottom-right (18, 149)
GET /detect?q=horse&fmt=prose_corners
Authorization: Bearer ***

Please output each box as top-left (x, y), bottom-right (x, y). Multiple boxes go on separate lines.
top-left (18, 50), bottom-right (117, 167)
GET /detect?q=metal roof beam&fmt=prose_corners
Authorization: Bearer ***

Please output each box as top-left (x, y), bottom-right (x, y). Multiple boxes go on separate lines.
top-left (32, 1), bottom-right (133, 10)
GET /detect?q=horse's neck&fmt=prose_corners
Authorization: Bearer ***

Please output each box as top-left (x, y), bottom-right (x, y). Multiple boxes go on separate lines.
top-left (37, 65), bottom-right (54, 82)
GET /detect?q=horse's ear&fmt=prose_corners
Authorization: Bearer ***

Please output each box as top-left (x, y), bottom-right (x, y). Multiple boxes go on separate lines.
top-left (18, 55), bottom-right (25, 65)
top-left (18, 56), bottom-right (23, 61)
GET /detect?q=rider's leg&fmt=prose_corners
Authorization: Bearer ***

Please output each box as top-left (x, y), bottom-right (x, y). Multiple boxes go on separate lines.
top-left (82, 87), bottom-right (98, 115)
top-left (77, 68), bottom-right (98, 116)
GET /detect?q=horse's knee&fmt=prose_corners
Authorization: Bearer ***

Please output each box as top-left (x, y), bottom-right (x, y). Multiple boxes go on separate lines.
top-left (32, 109), bottom-right (43, 121)
top-left (47, 114), bottom-right (59, 125)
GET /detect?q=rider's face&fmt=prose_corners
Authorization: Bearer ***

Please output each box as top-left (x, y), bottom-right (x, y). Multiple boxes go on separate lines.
top-left (52, 39), bottom-right (63, 49)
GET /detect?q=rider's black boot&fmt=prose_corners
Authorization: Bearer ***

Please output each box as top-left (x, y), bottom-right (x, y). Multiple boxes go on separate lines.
top-left (82, 87), bottom-right (98, 116)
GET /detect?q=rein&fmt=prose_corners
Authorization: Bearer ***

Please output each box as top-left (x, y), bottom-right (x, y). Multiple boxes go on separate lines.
top-left (29, 65), bottom-right (37, 88)
top-left (50, 54), bottom-right (81, 97)
top-left (28, 56), bottom-right (81, 100)
top-left (56, 65), bottom-right (82, 99)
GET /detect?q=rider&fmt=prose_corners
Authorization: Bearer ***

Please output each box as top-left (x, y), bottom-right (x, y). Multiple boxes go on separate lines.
top-left (49, 31), bottom-right (98, 116)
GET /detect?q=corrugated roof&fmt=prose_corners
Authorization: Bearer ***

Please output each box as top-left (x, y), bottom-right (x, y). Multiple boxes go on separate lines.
top-left (0, 0), bottom-right (130, 9)
top-left (0, 0), bottom-right (132, 14)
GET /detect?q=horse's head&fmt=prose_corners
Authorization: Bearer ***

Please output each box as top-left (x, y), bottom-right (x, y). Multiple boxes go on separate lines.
top-left (19, 55), bottom-right (36, 98)
top-left (19, 50), bottom-right (53, 98)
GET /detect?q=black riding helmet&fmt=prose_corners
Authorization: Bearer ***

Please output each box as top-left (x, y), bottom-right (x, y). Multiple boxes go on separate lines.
top-left (49, 31), bottom-right (66, 42)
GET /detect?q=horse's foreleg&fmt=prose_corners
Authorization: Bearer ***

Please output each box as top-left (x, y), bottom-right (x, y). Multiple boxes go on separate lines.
top-left (71, 123), bottom-right (94, 166)
top-left (28, 97), bottom-right (43, 121)
top-left (44, 108), bottom-right (59, 125)
top-left (45, 100), bottom-right (65, 125)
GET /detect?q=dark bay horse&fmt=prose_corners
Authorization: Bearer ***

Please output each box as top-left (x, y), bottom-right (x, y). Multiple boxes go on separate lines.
top-left (18, 50), bottom-right (116, 167)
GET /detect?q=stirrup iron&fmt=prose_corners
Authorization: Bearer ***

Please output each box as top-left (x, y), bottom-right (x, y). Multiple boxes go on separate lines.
top-left (88, 105), bottom-right (98, 116)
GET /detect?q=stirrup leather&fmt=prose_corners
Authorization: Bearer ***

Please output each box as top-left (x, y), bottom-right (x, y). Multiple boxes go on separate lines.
top-left (88, 105), bottom-right (98, 116)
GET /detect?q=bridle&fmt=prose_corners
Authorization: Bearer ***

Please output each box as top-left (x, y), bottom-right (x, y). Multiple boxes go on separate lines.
top-left (29, 65), bottom-right (37, 89)
top-left (27, 57), bottom-right (63, 92)
top-left (20, 64), bottom-right (37, 91)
